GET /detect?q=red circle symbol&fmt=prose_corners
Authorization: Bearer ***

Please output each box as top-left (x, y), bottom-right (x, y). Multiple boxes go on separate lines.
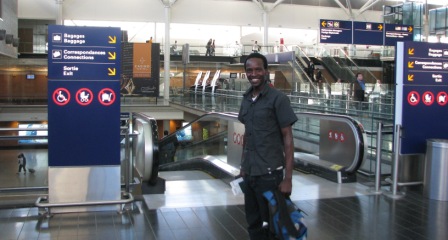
top-left (76, 88), bottom-right (94, 106)
top-left (422, 91), bottom-right (434, 106)
top-left (98, 88), bottom-right (116, 106)
top-left (328, 131), bottom-right (333, 139)
top-left (53, 88), bottom-right (71, 106)
top-left (437, 92), bottom-right (447, 106)
top-left (407, 91), bottom-right (420, 106)
top-left (340, 133), bottom-right (345, 142)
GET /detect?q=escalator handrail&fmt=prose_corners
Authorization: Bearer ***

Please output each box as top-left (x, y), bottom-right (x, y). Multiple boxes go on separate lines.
top-left (159, 111), bottom-right (365, 174)
top-left (296, 112), bottom-right (366, 173)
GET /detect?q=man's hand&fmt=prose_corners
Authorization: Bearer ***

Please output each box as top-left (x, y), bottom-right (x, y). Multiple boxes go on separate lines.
top-left (278, 178), bottom-right (292, 196)
top-left (238, 169), bottom-right (246, 178)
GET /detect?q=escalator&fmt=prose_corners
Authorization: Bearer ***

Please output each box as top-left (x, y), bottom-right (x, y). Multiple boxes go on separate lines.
top-left (138, 111), bottom-right (367, 185)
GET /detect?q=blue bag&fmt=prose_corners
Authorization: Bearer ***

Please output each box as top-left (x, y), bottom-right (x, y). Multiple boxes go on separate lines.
top-left (263, 190), bottom-right (307, 240)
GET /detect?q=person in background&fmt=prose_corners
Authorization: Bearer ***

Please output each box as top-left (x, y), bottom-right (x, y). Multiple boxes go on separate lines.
top-left (316, 69), bottom-right (323, 82)
top-left (234, 41), bottom-right (241, 56)
top-left (238, 53), bottom-right (298, 240)
top-left (17, 153), bottom-right (27, 174)
top-left (252, 41), bottom-right (260, 53)
top-left (171, 40), bottom-right (178, 55)
top-left (352, 72), bottom-right (366, 109)
top-left (205, 38), bottom-right (212, 56)
top-left (210, 39), bottom-right (216, 56)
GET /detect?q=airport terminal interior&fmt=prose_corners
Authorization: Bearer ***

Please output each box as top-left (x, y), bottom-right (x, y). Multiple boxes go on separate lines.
top-left (1, 0), bottom-right (448, 239)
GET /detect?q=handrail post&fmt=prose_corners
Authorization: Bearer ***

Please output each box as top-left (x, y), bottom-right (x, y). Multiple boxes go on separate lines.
top-left (391, 124), bottom-right (401, 195)
top-left (384, 124), bottom-right (405, 199)
top-left (370, 122), bottom-right (383, 194)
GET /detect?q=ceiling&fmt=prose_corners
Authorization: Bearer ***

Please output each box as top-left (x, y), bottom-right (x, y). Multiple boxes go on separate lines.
top-left (218, 0), bottom-right (446, 11)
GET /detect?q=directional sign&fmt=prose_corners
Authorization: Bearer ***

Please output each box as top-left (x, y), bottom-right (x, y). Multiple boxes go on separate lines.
top-left (48, 25), bottom-right (121, 80)
top-left (320, 19), bottom-right (413, 46)
top-left (353, 21), bottom-right (383, 45)
top-left (48, 25), bottom-right (121, 166)
top-left (320, 19), bottom-right (353, 44)
top-left (395, 41), bottom-right (448, 154)
top-left (384, 24), bottom-right (414, 47)
top-left (402, 42), bottom-right (448, 86)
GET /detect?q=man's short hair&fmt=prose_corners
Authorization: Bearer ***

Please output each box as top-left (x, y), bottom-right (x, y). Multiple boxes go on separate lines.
top-left (244, 52), bottom-right (268, 70)
top-left (356, 72), bottom-right (363, 78)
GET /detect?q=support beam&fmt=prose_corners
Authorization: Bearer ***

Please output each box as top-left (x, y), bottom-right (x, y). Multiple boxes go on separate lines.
top-left (358, 0), bottom-right (380, 15)
top-left (332, 0), bottom-right (351, 18)
top-left (160, 0), bottom-right (177, 100)
top-left (55, 0), bottom-right (64, 25)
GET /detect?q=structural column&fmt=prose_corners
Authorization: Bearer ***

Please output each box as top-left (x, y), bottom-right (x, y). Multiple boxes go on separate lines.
top-left (55, 0), bottom-right (64, 25)
top-left (164, 5), bottom-right (171, 100)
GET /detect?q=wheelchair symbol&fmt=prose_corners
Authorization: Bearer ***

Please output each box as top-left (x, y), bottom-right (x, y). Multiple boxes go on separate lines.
top-left (53, 88), bottom-right (70, 106)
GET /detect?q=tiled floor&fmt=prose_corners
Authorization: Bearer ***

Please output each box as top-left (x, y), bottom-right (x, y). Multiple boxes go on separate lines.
top-left (1, 170), bottom-right (448, 240)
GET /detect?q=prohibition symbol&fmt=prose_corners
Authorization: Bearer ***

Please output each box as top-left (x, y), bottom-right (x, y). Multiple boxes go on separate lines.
top-left (422, 91), bottom-right (434, 106)
top-left (76, 88), bottom-right (94, 106)
top-left (437, 92), bottom-right (447, 106)
top-left (407, 91), bottom-right (420, 106)
top-left (98, 88), bottom-right (116, 106)
top-left (53, 88), bottom-right (71, 106)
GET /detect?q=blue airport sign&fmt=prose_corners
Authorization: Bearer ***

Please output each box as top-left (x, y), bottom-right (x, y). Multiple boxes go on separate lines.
top-left (353, 21), bottom-right (383, 45)
top-left (48, 25), bottom-right (121, 80)
top-left (384, 24), bottom-right (413, 46)
top-left (320, 19), bottom-right (353, 44)
top-left (320, 19), bottom-right (413, 46)
top-left (395, 41), bottom-right (448, 155)
top-left (400, 85), bottom-right (448, 154)
top-left (402, 42), bottom-right (448, 86)
top-left (48, 80), bottom-right (121, 166)
top-left (48, 25), bottom-right (121, 166)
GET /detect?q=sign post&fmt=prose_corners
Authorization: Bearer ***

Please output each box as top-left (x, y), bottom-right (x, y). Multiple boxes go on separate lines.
top-left (47, 25), bottom-right (122, 212)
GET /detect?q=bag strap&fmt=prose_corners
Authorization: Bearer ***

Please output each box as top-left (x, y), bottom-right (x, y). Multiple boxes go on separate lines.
top-left (274, 190), bottom-right (299, 239)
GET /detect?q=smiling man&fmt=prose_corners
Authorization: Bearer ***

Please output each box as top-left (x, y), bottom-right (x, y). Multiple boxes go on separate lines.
top-left (237, 53), bottom-right (298, 240)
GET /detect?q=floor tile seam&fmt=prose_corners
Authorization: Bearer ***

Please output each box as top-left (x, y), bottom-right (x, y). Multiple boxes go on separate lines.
top-left (188, 206), bottom-right (239, 240)
top-left (320, 213), bottom-right (369, 233)
top-left (392, 226), bottom-right (428, 240)
top-left (141, 208), bottom-right (168, 239)
top-left (318, 199), bottom-right (366, 217)
top-left (387, 209), bottom-right (430, 227)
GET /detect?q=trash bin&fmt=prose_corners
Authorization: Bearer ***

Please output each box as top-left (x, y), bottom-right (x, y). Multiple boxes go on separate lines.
top-left (423, 139), bottom-right (448, 201)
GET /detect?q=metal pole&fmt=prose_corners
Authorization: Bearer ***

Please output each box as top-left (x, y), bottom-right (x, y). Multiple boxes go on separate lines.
top-left (383, 124), bottom-right (405, 199)
top-left (125, 128), bottom-right (130, 194)
top-left (372, 122), bottom-right (383, 194)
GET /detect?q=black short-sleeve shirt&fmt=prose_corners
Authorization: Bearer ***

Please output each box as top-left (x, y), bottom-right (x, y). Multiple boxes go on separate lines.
top-left (238, 84), bottom-right (298, 176)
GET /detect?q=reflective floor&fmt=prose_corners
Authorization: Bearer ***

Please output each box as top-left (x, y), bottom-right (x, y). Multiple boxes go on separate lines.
top-left (1, 170), bottom-right (447, 240)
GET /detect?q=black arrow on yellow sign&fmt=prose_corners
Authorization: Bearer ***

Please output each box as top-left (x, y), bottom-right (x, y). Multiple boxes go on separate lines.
top-left (108, 36), bottom-right (117, 44)
top-left (378, 24), bottom-right (383, 31)
top-left (321, 21), bottom-right (326, 27)
top-left (408, 61), bottom-right (414, 68)
top-left (108, 68), bottom-right (116, 76)
top-left (408, 74), bottom-right (414, 81)
top-left (408, 48), bottom-right (414, 55)
top-left (108, 52), bottom-right (116, 60)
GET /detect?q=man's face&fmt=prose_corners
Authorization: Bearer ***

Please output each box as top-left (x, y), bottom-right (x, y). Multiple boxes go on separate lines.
top-left (245, 58), bottom-right (267, 88)
top-left (357, 74), bottom-right (363, 81)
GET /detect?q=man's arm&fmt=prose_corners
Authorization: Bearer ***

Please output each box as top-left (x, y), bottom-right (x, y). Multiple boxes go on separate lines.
top-left (239, 132), bottom-right (246, 177)
top-left (279, 125), bottom-right (294, 195)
